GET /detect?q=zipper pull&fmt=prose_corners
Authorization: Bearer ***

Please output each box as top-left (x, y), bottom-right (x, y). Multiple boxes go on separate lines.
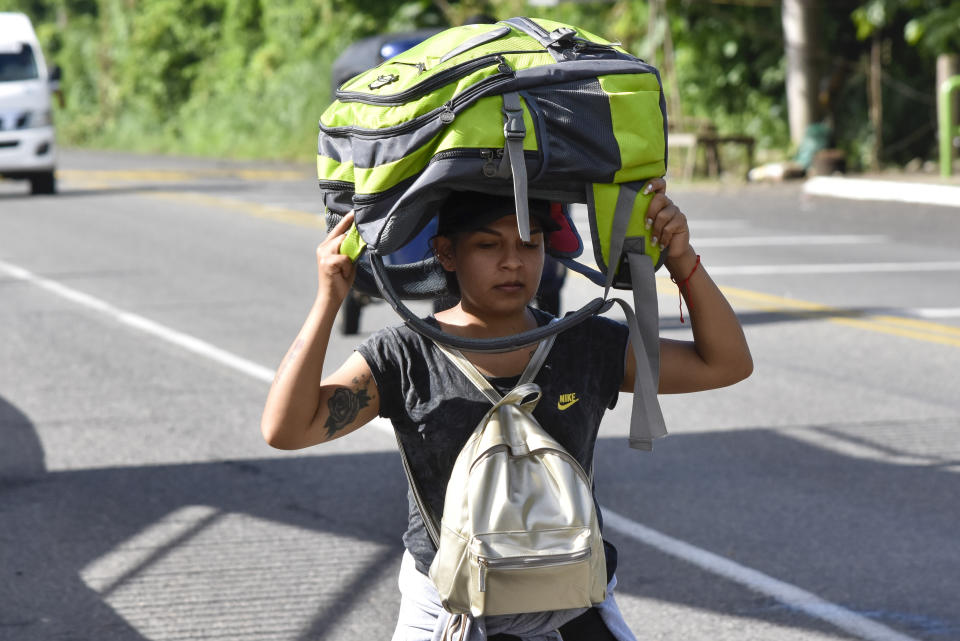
top-left (481, 150), bottom-right (496, 177)
top-left (367, 73), bottom-right (399, 90)
top-left (482, 149), bottom-right (505, 177)
top-left (439, 102), bottom-right (455, 124)
top-left (497, 55), bottom-right (512, 74)
top-left (478, 558), bottom-right (488, 592)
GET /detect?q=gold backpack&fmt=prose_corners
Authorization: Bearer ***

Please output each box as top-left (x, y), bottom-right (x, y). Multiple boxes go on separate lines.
top-left (399, 335), bottom-right (607, 617)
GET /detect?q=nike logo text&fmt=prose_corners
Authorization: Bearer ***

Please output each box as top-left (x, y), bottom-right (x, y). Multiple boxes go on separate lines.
top-left (557, 393), bottom-right (580, 410)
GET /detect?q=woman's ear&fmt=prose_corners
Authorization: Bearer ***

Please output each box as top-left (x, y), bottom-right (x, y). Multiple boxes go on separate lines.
top-left (432, 237), bottom-right (456, 272)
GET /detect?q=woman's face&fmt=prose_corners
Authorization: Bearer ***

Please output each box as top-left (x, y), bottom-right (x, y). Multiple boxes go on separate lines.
top-left (435, 214), bottom-right (545, 317)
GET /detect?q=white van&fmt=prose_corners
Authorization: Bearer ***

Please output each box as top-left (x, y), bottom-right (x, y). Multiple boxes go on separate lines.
top-left (0, 12), bottom-right (57, 194)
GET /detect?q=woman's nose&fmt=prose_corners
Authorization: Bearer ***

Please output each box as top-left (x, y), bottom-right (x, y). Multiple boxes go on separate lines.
top-left (500, 245), bottom-right (524, 269)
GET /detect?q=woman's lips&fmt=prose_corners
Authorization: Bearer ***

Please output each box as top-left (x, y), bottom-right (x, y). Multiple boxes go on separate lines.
top-left (494, 281), bottom-right (525, 293)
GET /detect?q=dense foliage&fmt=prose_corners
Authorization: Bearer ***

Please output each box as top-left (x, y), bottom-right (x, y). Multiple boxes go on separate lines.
top-left (6, 0), bottom-right (447, 158)
top-left (5, 0), bottom-right (951, 167)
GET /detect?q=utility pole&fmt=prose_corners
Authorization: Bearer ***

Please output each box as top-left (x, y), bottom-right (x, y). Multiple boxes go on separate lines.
top-left (781, 0), bottom-right (819, 145)
top-left (938, 54), bottom-right (959, 174)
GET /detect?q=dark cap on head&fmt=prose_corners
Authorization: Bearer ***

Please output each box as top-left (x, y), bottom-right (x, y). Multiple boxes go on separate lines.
top-left (436, 191), bottom-right (560, 237)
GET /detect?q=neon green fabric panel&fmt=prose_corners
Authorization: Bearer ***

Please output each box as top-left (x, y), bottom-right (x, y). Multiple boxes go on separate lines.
top-left (612, 160), bottom-right (667, 184)
top-left (339, 223), bottom-right (367, 261)
top-left (352, 96), bottom-right (538, 195)
top-left (384, 23), bottom-right (528, 70)
top-left (316, 155), bottom-right (354, 182)
top-left (598, 74), bottom-right (666, 182)
top-left (345, 28), bottom-right (544, 84)
top-left (353, 138), bottom-right (438, 195)
top-left (591, 183), bottom-right (661, 267)
top-left (592, 183), bottom-right (619, 266)
top-left (322, 67), bottom-right (497, 130)
top-left (323, 51), bottom-right (555, 131)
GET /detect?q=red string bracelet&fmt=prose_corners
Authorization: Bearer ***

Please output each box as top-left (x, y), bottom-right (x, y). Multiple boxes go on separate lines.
top-left (670, 254), bottom-right (701, 324)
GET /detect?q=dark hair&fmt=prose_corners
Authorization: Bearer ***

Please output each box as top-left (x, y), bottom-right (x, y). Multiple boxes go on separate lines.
top-left (431, 192), bottom-right (554, 298)
top-left (430, 230), bottom-right (463, 298)
top-left (436, 192), bottom-right (556, 237)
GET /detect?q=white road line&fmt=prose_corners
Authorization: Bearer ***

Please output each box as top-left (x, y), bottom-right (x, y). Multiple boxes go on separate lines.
top-left (709, 261), bottom-right (960, 276)
top-left (603, 509), bottom-right (922, 641)
top-left (0, 257), bottom-right (923, 640)
top-left (909, 307), bottom-right (960, 319)
top-left (688, 220), bottom-right (750, 230)
top-left (1, 259), bottom-right (277, 383)
top-left (804, 177), bottom-right (960, 208)
top-left (696, 234), bottom-right (886, 247)
top-left (0, 259), bottom-right (394, 435)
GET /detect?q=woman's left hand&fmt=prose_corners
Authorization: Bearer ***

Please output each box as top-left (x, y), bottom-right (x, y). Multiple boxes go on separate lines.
top-left (644, 178), bottom-right (690, 261)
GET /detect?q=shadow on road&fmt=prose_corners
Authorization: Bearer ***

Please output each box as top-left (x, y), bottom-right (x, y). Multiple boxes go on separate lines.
top-left (594, 428), bottom-right (960, 638)
top-left (3, 395), bottom-right (958, 639)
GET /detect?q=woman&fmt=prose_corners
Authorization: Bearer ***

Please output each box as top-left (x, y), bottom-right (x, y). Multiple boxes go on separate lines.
top-left (261, 180), bottom-right (752, 640)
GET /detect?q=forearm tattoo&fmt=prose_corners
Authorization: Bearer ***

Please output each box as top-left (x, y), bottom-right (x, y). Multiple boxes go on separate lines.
top-left (323, 374), bottom-right (374, 438)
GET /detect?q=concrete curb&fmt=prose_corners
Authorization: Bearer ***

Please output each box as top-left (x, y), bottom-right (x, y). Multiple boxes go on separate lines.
top-left (803, 176), bottom-right (960, 208)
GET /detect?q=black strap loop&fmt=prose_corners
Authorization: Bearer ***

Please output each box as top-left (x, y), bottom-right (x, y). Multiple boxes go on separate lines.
top-left (369, 251), bottom-right (610, 352)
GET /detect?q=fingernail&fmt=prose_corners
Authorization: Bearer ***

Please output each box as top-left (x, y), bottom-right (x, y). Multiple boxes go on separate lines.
top-left (643, 183), bottom-right (653, 195)
top-left (645, 218), bottom-right (652, 230)
top-left (651, 236), bottom-right (658, 246)
top-left (659, 243), bottom-right (666, 251)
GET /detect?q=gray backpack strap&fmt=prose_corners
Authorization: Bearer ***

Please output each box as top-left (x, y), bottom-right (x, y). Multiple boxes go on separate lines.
top-left (610, 291), bottom-right (667, 451)
top-left (600, 180), bottom-right (668, 450)
top-left (439, 25), bottom-right (511, 63)
top-left (603, 181), bottom-right (643, 293)
top-left (501, 17), bottom-right (576, 61)
top-left (498, 91), bottom-right (531, 242)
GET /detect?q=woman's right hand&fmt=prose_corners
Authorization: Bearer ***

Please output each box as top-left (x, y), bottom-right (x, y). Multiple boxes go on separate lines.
top-left (317, 211), bottom-right (358, 303)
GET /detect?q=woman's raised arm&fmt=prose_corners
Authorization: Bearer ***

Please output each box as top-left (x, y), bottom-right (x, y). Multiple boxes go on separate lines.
top-left (261, 212), bottom-right (381, 449)
top-left (621, 180), bottom-right (753, 394)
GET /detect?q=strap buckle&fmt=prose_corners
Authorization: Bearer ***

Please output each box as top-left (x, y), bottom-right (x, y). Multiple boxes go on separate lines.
top-left (547, 27), bottom-right (577, 47)
top-left (503, 105), bottom-right (525, 140)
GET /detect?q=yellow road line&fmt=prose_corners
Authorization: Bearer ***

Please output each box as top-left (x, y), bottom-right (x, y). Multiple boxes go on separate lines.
top-left (148, 192), bottom-right (324, 228)
top-left (712, 283), bottom-right (960, 347)
top-left (59, 168), bottom-right (312, 182)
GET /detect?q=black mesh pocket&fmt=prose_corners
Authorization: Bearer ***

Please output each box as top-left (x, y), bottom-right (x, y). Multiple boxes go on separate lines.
top-left (527, 78), bottom-right (620, 182)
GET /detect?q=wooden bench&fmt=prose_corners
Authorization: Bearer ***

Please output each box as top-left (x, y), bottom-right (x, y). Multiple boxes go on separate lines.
top-left (668, 131), bottom-right (756, 180)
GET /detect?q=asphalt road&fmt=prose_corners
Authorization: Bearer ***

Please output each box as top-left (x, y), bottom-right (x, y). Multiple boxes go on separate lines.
top-left (2, 150), bottom-right (959, 641)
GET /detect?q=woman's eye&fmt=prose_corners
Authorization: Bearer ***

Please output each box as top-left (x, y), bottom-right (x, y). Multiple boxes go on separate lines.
top-left (476, 242), bottom-right (497, 249)
top-left (522, 242), bottom-right (540, 249)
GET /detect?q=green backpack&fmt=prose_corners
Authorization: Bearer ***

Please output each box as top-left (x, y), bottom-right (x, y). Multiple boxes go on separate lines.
top-left (318, 17), bottom-right (668, 449)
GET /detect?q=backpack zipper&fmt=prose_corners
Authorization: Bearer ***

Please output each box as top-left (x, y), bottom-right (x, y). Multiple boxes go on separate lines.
top-left (477, 547), bottom-right (592, 592)
top-left (480, 149), bottom-right (504, 177)
top-left (322, 69), bottom-right (516, 140)
top-left (317, 179), bottom-right (354, 192)
top-left (469, 445), bottom-right (591, 486)
top-left (392, 61), bottom-right (426, 74)
top-left (336, 52), bottom-right (535, 106)
top-left (343, 147), bottom-right (536, 206)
